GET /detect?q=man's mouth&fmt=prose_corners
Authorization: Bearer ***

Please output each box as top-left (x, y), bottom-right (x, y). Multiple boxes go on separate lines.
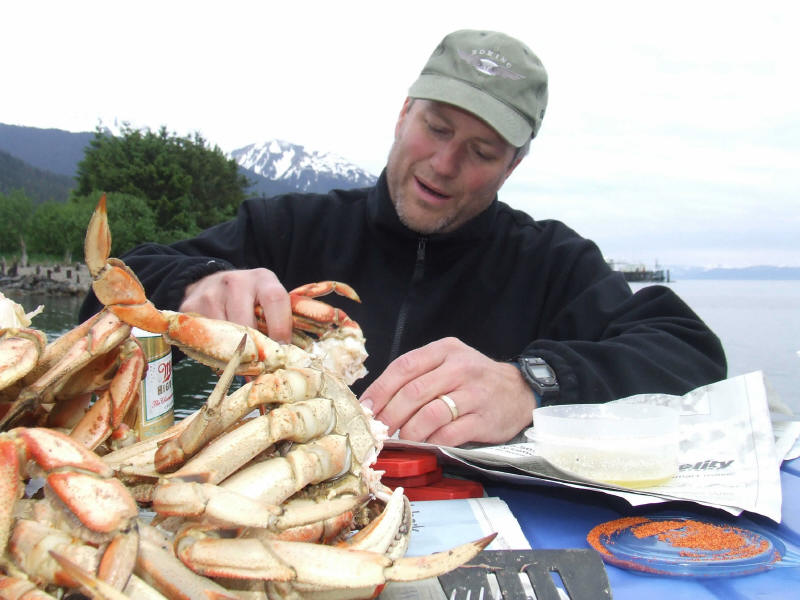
top-left (415, 177), bottom-right (450, 200)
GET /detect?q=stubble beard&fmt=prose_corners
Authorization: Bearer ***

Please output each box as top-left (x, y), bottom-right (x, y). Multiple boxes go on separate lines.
top-left (387, 149), bottom-right (458, 235)
top-left (392, 191), bottom-right (457, 235)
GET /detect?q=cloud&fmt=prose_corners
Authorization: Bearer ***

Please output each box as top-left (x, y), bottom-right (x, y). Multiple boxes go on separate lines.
top-left (2, 0), bottom-right (798, 267)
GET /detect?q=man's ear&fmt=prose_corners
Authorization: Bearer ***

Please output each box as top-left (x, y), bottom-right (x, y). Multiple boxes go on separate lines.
top-left (394, 97), bottom-right (413, 139)
top-left (502, 156), bottom-right (523, 184)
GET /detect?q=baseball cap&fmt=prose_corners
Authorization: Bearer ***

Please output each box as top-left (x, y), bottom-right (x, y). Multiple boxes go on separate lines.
top-left (408, 30), bottom-right (548, 147)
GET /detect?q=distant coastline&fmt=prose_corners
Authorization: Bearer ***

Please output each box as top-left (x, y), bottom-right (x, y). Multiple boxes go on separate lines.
top-left (609, 262), bottom-right (800, 281)
top-left (668, 265), bottom-right (800, 281)
top-left (2, 262), bottom-right (798, 300)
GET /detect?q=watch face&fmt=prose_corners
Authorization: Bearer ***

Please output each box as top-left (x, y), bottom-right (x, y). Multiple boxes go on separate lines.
top-left (529, 364), bottom-right (553, 379)
top-left (521, 358), bottom-right (559, 396)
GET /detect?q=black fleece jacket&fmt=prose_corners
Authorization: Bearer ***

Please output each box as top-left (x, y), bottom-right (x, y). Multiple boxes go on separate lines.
top-left (80, 171), bottom-right (727, 401)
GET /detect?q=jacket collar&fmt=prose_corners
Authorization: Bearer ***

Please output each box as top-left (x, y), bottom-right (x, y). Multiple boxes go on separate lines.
top-left (367, 169), bottom-right (498, 243)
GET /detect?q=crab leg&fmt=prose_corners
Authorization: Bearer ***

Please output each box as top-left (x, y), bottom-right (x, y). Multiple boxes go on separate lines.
top-left (8, 520), bottom-right (101, 589)
top-left (254, 281), bottom-right (362, 340)
top-left (169, 397), bottom-right (337, 484)
top-left (339, 486), bottom-right (412, 560)
top-left (171, 475), bottom-right (369, 541)
top-left (269, 507), bottom-right (358, 544)
top-left (0, 328), bottom-right (47, 391)
top-left (174, 529), bottom-right (494, 589)
top-left (288, 533), bottom-right (496, 600)
top-left (0, 574), bottom-right (60, 599)
top-left (1, 428), bottom-right (138, 550)
top-left (101, 413), bottom-right (197, 484)
top-left (88, 196), bottom-right (366, 388)
top-left (154, 366), bottom-right (381, 491)
top-left (0, 311), bottom-right (134, 432)
top-left (49, 550), bottom-right (150, 600)
top-left (85, 196), bottom-right (169, 336)
top-left (67, 337), bottom-right (146, 451)
top-left (153, 434), bottom-right (353, 527)
top-left (154, 332), bottom-right (323, 473)
top-left (280, 473), bottom-right (369, 525)
top-left (86, 195), bottom-right (309, 378)
top-left (134, 523), bottom-right (241, 600)
top-left (50, 545), bottom-right (177, 600)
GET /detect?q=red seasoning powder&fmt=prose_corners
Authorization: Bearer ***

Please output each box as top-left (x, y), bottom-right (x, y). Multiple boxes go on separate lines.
top-left (587, 516), bottom-right (777, 574)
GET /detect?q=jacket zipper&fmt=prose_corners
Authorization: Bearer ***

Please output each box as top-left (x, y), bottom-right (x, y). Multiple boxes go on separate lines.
top-left (389, 236), bottom-right (427, 361)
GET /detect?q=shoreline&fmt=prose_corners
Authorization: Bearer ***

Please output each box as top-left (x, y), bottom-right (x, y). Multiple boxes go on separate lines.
top-left (0, 262), bottom-right (91, 296)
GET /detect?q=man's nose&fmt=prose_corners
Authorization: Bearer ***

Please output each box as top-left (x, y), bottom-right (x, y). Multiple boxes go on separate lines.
top-left (430, 142), bottom-right (460, 178)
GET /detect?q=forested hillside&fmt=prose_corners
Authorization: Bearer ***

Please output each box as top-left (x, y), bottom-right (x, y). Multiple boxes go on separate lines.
top-left (0, 149), bottom-right (74, 203)
top-left (0, 123), bottom-right (94, 176)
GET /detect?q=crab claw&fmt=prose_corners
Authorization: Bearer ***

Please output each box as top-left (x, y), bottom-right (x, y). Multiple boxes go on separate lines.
top-left (0, 574), bottom-right (60, 599)
top-left (287, 281), bottom-right (362, 338)
top-left (49, 550), bottom-right (131, 600)
top-left (85, 194), bottom-right (169, 334)
top-left (174, 530), bottom-right (495, 591)
top-left (0, 327), bottom-right (47, 390)
top-left (1, 428), bottom-right (138, 550)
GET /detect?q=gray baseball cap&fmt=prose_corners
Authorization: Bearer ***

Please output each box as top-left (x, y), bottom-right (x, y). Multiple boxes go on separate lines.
top-left (408, 30), bottom-right (548, 147)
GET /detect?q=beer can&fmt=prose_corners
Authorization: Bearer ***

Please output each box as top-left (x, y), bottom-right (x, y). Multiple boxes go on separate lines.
top-left (132, 327), bottom-right (174, 438)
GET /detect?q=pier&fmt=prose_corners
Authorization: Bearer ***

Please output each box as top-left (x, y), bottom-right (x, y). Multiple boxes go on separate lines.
top-left (607, 260), bottom-right (670, 283)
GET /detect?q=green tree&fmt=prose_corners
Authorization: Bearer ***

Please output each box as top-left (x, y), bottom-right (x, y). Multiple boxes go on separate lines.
top-left (0, 189), bottom-right (35, 253)
top-left (74, 192), bottom-right (159, 257)
top-left (27, 201), bottom-right (91, 259)
top-left (75, 125), bottom-right (249, 239)
top-left (26, 192), bottom-right (157, 259)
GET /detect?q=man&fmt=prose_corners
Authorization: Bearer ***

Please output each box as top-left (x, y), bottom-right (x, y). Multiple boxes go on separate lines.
top-left (80, 30), bottom-right (726, 447)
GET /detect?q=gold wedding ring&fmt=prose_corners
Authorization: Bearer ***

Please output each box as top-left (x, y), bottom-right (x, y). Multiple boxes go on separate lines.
top-left (439, 394), bottom-right (459, 421)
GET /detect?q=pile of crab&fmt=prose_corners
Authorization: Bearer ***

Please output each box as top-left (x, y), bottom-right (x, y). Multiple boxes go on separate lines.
top-left (0, 197), bottom-right (492, 600)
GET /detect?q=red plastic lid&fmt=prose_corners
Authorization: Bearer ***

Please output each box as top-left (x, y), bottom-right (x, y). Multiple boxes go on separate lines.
top-left (383, 466), bottom-right (443, 488)
top-left (401, 477), bottom-right (485, 501)
top-left (374, 450), bottom-right (438, 477)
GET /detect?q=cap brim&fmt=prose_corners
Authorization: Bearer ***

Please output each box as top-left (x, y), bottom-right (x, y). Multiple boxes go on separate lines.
top-left (409, 74), bottom-right (532, 147)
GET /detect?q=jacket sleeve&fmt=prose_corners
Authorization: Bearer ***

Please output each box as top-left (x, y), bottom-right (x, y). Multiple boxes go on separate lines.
top-left (517, 225), bottom-right (727, 406)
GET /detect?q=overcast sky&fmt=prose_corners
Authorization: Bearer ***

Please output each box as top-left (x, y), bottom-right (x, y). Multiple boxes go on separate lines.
top-left (3, 0), bottom-right (798, 268)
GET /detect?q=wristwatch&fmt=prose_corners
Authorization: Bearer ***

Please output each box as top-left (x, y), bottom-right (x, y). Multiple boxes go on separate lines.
top-left (516, 356), bottom-right (559, 401)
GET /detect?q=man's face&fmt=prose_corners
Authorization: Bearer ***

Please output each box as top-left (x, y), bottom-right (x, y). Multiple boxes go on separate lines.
top-left (386, 99), bottom-right (520, 234)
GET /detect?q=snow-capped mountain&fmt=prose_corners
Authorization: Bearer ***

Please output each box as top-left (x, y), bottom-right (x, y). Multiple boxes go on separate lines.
top-left (231, 139), bottom-right (377, 197)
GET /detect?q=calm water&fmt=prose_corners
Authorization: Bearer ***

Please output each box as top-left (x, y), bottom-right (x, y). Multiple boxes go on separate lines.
top-left (631, 280), bottom-right (800, 412)
top-left (8, 279), bottom-right (800, 415)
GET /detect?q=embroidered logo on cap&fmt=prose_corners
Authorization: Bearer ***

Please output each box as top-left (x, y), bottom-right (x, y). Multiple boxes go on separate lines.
top-left (457, 49), bottom-right (525, 80)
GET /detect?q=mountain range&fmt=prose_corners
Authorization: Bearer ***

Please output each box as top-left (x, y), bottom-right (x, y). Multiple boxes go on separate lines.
top-left (0, 122), bottom-right (376, 203)
top-left (231, 140), bottom-right (376, 196)
top-left (2, 123), bottom-right (797, 279)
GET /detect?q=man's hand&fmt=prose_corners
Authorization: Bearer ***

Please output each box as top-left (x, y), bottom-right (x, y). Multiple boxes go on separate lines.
top-left (360, 337), bottom-right (536, 446)
top-left (179, 268), bottom-right (293, 344)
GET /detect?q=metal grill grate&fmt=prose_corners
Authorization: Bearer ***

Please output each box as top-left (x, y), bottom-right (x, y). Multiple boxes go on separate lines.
top-left (436, 549), bottom-right (612, 600)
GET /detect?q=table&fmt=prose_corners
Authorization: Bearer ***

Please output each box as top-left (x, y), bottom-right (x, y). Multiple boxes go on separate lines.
top-left (483, 457), bottom-right (800, 598)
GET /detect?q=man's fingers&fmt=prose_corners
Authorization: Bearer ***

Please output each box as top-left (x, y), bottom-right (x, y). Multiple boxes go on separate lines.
top-left (363, 339), bottom-right (536, 446)
top-left (360, 340), bottom-right (451, 416)
top-left (256, 287), bottom-right (292, 343)
top-left (424, 413), bottom-right (483, 447)
top-left (375, 367), bottom-right (460, 434)
top-left (178, 269), bottom-right (292, 341)
top-left (397, 393), bottom-right (465, 442)
top-left (224, 295), bottom-right (259, 330)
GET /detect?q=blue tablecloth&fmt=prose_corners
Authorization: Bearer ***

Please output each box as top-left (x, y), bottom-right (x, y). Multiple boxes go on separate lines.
top-left (484, 457), bottom-right (800, 599)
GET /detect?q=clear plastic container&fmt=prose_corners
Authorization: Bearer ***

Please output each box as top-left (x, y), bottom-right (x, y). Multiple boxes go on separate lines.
top-left (526, 403), bottom-right (680, 488)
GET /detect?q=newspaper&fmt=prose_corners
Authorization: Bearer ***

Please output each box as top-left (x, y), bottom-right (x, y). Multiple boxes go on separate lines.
top-left (385, 371), bottom-right (800, 523)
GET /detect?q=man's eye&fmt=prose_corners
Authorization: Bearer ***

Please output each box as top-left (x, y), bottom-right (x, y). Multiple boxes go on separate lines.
top-left (426, 121), bottom-right (448, 135)
top-left (474, 148), bottom-right (496, 161)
